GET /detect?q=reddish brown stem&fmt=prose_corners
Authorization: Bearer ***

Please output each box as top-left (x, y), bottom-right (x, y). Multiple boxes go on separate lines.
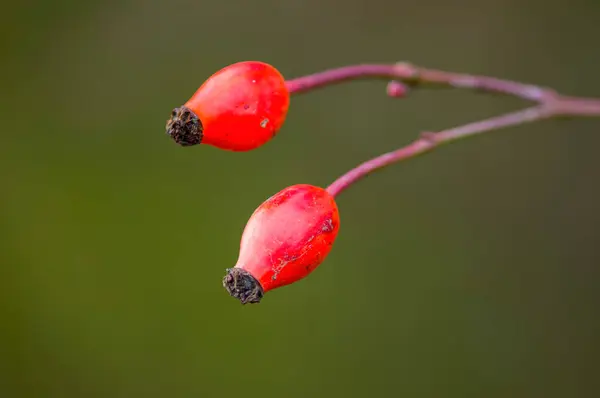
top-left (325, 106), bottom-right (552, 197)
top-left (285, 62), bottom-right (600, 198)
top-left (285, 62), bottom-right (557, 101)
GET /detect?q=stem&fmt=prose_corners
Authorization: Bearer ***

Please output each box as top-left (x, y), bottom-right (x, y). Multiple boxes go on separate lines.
top-left (284, 62), bottom-right (600, 198)
top-left (325, 107), bottom-right (551, 197)
top-left (285, 62), bottom-right (558, 102)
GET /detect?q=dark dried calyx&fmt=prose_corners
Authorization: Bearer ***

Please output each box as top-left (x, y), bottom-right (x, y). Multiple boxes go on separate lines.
top-left (165, 106), bottom-right (203, 146)
top-left (223, 268), bottom-right (264, 304)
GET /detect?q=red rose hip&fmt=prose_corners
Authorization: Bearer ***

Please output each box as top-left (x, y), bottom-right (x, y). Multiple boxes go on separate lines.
top-left (166, 61), bottom-right (290, 151)
top-left (223, 184), bottom-right (340, 304)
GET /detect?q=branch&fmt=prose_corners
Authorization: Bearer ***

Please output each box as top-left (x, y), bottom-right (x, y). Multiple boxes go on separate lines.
top-left (284, 62), bottom-right (600, 197)
top-left (324, 106), bottom-right (550, 197)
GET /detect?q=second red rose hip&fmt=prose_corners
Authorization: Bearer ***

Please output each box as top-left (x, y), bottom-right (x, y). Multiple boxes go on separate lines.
top-left (223, 184), bottom-right (340, 304)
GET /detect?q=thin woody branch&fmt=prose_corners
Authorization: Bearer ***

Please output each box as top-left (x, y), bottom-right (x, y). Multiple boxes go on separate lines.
top-left (285, 62), bottom-right (558, 102)
top-left (324, 106), bottom-right (552, 197)
top-left (284, 62), bottom-right (600, 197)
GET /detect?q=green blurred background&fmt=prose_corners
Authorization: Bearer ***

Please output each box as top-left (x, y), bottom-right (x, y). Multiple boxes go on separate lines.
top-left (2, 0), bottom-right (599, 397)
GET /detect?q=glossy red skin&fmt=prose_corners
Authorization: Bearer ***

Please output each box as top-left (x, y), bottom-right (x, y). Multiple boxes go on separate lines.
top-left (235, 185), bottom-right (340, 292)
top-left (184, 61), bottom-right (290, 151)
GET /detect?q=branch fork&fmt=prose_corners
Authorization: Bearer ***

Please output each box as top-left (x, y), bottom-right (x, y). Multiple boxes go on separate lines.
top-left (284, 61), bottom-right (600, 197)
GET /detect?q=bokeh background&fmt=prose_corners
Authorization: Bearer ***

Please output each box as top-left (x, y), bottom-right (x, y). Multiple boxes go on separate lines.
top-left (2, 0), bottom-right (599, 397)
